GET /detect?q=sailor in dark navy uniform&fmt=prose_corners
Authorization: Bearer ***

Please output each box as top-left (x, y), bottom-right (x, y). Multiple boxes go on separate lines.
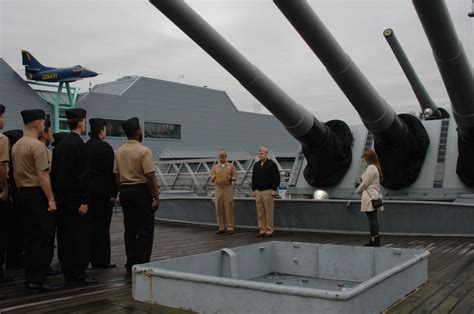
top-left (51, 108), bottom-right (96, 285)
top-left (52, 132), bottom-right (68, 148)
top-left (3, 129), bottom-right (23, 271)
top-left (47, 132), bottom-right (68, 265)
top-left (0, 104), bottom-right (13, 283)
top-left (84, 118), bottom-right (117, 269)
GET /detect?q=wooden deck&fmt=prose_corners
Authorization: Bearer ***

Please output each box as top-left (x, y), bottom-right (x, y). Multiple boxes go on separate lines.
top-left (0, 212), bottom-right (473, 313)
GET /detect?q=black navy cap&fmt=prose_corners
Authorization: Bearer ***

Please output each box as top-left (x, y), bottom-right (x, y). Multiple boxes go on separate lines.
top-left (0, 104), bottom-right (5, 114)
top-left (20, 109), bottom-right (46, 124)
top-left (65, 108), bottom-right (87, 119)
top-left (122, 117), bottom-right (140, 133)
top-left (52, 132), bottom-right (68, 147)
top-left (89, 118), bottom-right (106, 130)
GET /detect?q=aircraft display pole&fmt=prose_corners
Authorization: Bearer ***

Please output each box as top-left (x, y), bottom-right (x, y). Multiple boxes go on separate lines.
top-left (54, 82), bottom-right (64, 133)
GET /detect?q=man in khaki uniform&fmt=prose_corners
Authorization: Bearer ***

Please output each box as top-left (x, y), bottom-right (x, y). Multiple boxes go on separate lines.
top-left (251, 147), bottom-right (280, 238)
top-left (0, 104), bottom-right (13, 283)
top-left (114, 117), bottom-right (159, 277)
top-left (209, 149), bottom-right (237, 235)
top-left (12, 109), bottom-right (59, 290)
top-left (39, 120), bottom-right (60, 276)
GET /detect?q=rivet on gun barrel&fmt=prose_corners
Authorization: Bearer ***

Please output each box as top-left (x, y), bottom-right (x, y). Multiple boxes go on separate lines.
top-left (149, 0), bottom-right (353, 187)
top-left (413, 0), bottom-right (474, 186)
top-left (273, 0), bottom-right (430, 190)
top-left (383, 28), bottom-right (448, 120)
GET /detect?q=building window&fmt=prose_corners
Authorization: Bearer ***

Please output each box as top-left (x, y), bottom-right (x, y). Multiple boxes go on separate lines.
top-left (59, 120), bottom-right (68, 131)
top-left (59, 109), bottom-right (67, 118)
top-left (58, 109), bottom-right (69, 132)
top-left (145, 122), bottom-right (181, 139)
top-left (105, 119), bottom-right (126, 137)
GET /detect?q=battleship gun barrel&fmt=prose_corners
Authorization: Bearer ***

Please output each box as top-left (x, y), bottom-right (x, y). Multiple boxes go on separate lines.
top-left (150, 0), bottom-right (353, 187)
top-left (150, 0), bottom-right (324, 146)
top-left (274, 0), bottom-right (430, 189)
top-left (413, 0), bottom-right (474, 186)
top-left (383, 28), bottom-right (441, 119)
top-left (273, 0), bottom-right (404, 144)
top-left (412, 0), bottom-right (474, 138)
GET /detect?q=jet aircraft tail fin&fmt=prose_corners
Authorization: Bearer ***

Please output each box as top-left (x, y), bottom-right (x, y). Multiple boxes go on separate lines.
top-left (21, 50), bottom-right (47, 72)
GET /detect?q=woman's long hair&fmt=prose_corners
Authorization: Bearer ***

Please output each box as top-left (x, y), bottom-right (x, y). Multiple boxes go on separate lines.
top-left (363, 149), bottom-right (383, 182)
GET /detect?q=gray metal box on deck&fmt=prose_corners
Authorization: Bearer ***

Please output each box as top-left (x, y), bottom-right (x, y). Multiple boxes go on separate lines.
top-left (133, 241), bottom-right (429, 313)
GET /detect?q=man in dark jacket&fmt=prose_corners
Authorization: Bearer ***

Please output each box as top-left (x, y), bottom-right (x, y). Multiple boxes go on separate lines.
top-left (84, 118), bottom-right (117, 269)
top-left (51, 108), bottom-right (96, 285)
top-left (251, 147), bottom-right (280, 238)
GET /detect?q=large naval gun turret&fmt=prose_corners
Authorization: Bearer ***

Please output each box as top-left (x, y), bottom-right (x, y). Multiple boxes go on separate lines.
top-left (273, 0), bottom-right (430, 190)
top-left (151, 0), bottom-right (474, 201)
top-left (149, 0), bottom-right (353, 187)
top-left (412, 0), bottom-right (474, 187)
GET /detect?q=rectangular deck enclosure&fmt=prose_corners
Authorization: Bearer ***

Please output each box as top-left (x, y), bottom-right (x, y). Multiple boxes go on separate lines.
top-left (133, 242), bottom-right (429, 313)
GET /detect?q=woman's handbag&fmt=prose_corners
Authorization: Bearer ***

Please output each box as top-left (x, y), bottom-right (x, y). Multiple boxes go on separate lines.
top-left (365, 188), bottom-right (383, 209)
top-left (371, 198), bottom-right (383, 209)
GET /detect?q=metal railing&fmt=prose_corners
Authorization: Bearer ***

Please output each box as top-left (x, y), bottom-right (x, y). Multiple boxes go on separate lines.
top-left (155, 156), bottom-right (293, 195)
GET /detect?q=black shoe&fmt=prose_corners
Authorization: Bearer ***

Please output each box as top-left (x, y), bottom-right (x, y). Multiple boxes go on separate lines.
top-left (25, 282), bottom-right (62, 291)
top-left (6, 263), bottom-right (23, 270)
top-left (263, 233), bottom-right (273, 238)
top-left (215, 230), bottom-right (225, 235)
top-left (0, 276), bottom-right (14, 283)
top-left (91, 263), bottom-right (117, 269)
top-left (67, 276), bottom-right (98, 285)
top-left (46, 269), bottom-right (62, 276)
top-left (77, 276), bottom-right (98, 285)
top-left (226, 230), bottom-right (234, 235)
top-left (373, 236), bottom-right (381, 247)
top-left (364, 237), bottom-right (375, 247)
top-left (257, 233), bottom-right (265, 237)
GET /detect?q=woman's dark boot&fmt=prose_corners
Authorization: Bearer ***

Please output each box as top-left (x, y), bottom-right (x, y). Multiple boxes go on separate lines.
top-left (364, 238), bottom-right (374, 247)
top-left (373, 236), bottom-right (381, 247)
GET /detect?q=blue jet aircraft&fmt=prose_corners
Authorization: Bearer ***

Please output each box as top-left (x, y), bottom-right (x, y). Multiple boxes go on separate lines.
top-left (22, 50), bottom-right (98, 82)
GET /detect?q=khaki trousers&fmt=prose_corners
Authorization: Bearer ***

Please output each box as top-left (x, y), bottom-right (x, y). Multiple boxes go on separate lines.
top-left (255, 189), bottom-right (274, 235)
top-left (214, 186), bottom-right (235, 231)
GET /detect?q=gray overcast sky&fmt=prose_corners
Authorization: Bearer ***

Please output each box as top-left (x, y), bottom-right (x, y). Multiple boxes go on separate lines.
top-left (1, 0), bottom-right (473, 124)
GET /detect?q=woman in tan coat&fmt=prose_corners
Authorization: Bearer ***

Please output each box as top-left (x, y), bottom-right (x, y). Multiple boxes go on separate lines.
top-left (356, 149), bottom-right (384, 247)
